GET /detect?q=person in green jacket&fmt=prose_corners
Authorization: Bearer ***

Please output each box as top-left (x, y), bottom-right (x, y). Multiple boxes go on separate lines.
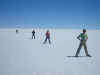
top-left (75, 29), bottom-right (91, 57)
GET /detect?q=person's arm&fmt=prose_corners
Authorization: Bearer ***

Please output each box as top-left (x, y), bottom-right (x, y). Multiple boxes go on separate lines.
top-left (85, 34), bottom-right (88, 41)
top-left (77, 34), bottom-right (81, 40)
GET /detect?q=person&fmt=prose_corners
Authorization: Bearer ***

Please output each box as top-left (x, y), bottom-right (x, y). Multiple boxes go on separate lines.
top-left (75, 29), bottom-right (91, 57)
top-left (43, 30), bottom-right (51, 44)
top-left (32, 29), bottom-right (35, 39)
top-left (16, 29), bottom-right (19, 34)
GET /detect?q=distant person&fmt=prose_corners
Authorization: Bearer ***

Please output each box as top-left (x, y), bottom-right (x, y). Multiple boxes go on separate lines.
top-left (75, 29), bottom-right (91, 57)
top-left (43, 30), bottom-right (51, 44)
top-left (32, 29), bottom-right (35, 39)
top-left (16, 29), bottom-right (19, 34)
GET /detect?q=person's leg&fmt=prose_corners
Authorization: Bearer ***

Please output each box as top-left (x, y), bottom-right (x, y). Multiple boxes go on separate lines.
top-left (43, 37), bottom-right (47, 44)
top-left (83, 43), bottom-right (90, 56)
top-left (32, 34), bottom-right (33, 39)
top-left (48, 38), bottom-right (51, 44)
top-left (75, 42), bottom-right (82, 56)
top-left (33, 35), bottom-right (35, 39)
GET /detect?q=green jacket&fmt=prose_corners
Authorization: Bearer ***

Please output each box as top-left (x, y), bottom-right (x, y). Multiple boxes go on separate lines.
top-left (77, 33), bottom-right (88, 41)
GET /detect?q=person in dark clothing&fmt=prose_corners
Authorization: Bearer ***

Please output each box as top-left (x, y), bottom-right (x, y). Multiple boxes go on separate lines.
top-left (75, 29), bottom-right (91, 57)
top-left (16, 29), bottom-right (19, 34)
top-left (43, 30), bottom-right (51, 44)
top-left (32, 29), bottom-right (35, 39)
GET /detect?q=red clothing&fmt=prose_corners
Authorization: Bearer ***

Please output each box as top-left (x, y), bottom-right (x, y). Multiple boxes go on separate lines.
top-left (46, 31), bottom-right (50, 37)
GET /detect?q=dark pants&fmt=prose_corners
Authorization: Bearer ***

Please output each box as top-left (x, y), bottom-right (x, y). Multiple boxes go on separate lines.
top-left (32, 34), bottom-right (35, 39)
top-left (44, 37), bottom-right (51, 44)
top-left (75, 41), bottom-right (89, 56)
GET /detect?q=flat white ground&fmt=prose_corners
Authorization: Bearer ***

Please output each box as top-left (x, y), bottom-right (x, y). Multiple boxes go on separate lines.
top-left (0, 28), bottom-right (100, 75)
